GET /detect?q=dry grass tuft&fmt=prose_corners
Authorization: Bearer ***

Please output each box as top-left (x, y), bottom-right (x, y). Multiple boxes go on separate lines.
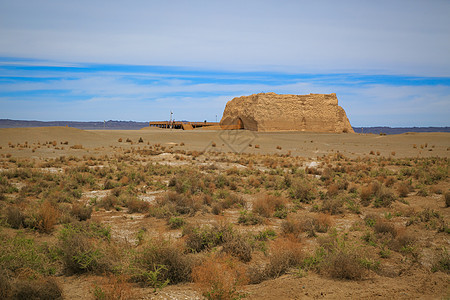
top-left (324, 247), bottom-right (366, 280)
top-left (445, 192), bottom-right (450, 208)
top-left (6, 205), bottom-right (25, 229)
top-left (252, 194), bottom-right (286, 218)
top-left (37, 201), bottom-right (59, 233)
top-left (12, 277), bottom-right (63, 300)
top-left (93, 274), bottom-right (134, 300)
top-left (192, 254), bottom-right (248, 300)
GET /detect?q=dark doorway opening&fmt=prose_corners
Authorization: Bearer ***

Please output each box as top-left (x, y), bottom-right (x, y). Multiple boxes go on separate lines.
top-left (237, 118), bottom-right (244, 129)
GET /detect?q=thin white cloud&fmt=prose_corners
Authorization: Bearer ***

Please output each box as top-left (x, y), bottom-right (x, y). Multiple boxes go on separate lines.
top-left (1, 0), bottom-right (449, 75)
top-left (1, 68), bottom-right (449, 126)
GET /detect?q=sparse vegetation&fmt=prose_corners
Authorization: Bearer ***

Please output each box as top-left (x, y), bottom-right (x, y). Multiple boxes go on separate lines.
top-left (0, 131), bottom-right (448, 298)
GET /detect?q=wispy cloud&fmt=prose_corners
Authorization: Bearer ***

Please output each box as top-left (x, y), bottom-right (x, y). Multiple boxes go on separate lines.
top-left (0, 61), bottom-right (449, 125)
top-left (1, 1), bottom-right (449, 75)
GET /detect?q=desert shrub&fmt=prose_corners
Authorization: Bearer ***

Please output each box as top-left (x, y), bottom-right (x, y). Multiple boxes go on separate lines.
top-left (12, 277), bottom-right (63, 300)
top-left (222, 232), bottom-right (253, 262)
top-left (252, 194), bottom-right (286, 218)
top-left (103, 179), bottom-right (119, 190)
top-left (389, 229), bottom-right (416, 253)
top-left (316, 213), bottom-right (333, 232)
top-left (58, 222), bottom-right (112, 274)
top-left (281, 217), bottom-right (302, 238)
top-left (364, 213), bottom-right (378, 227)
top-left (71, 203), bottom-right (92, 221)
top-left (192, 254), bottom-right (248, 300)
top-left (132, 238), bottom-right (193, 285)
top-left (360, 183), bottom-right (376, 206)
top-left (220, 193), bottom-right (245, 210)
top-left (289, 179), bottom-right (315, 203)
top-left (249, 238), bottom-right (303, 283)
top-left (373, 186), bottom-right (396, 207)
top-left (315, 235), bottom-right (368, 280)
top-left (168, 170), bottom-right (209, 195)
top-left (384, 176), bottom-right (396, 187)
top-left (5, 205), bottom-right (25, 229)
top-left (183, 223), bottom-right (234, 253)
top-left (417, 186), bottom-right (429, 196)
top-left (273, 207), bottom-right (288, 219)
top-left (301, 214), bottom-right (332, 237)
top-left (36, 201), bottom-right (59, 233)
top-left (0, 272), bottom-right (12, 299)
top-left (99, 194), bottom-right (120, 210)
top-left (265, 238), bottom-right (303, 278)
top-left (254, 229), bottom-right (277, 241)
top-left (126, 198), bottom-right (150, 213)
top-left (167, 217), bottom-right (186, 229)
top-left (211, 202), bottom-right (223, 215)
top-left (327, 183), bottom-right (340, 196)
top-left (324, 247), bottom-right (366, 280)
top-left (397, 182), bottom-right (410, 198)
top-left (0, 233), bottom-right (59, 276)
top-left (156, 191), bottom-right (201, 216)
top-left (237, 210), bottom-right (264, 225)
top-left (92, 274), bottom-right (134, 300)
top-left (321, 195), bottom-right (345, 215)
top-left (445, 192), bottom-right (450, 208)
top-left (374, 220), bottom-right (397, 236)
top-left (431, 247), bottom-right (449, 273)
top-left (247, 175), bottom-right (261, 188)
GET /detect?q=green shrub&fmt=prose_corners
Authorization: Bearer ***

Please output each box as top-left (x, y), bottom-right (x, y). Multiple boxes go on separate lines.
top-left (289, 180), bottom-right (315, 203)
top-left (0, 233), bottom-right (58, 276)
top-left (373, 186), bottom-right (396, 208)
top-left (132, 239), bottom-right (193, 285)
top-left (183, 223), bottom-right (233, 253)
top-left (167, 217), bottom-right (186, 229)
top-left (237, 210), bottom-right (263, 226)
top-left (58, 222), bottom-right (112, 274)
top-left (317, 236), bottom-right (367, 280)
top-left (254, 229), bottom-right (277, 241)
top-left (221, 193), bottom-right (246, 210)
top-left (157, 191), bottom-right (201, 215)
top-left (431, 247), bottom-right (449, 273)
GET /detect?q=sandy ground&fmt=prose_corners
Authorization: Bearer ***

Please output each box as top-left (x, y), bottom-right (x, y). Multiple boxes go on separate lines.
top-left (1, 127), bottom-right (449, 299)
top-left (0, 126), bottom-right (448, 159)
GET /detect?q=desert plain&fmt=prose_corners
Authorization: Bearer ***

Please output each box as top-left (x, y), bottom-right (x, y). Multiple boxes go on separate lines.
top-left (0, 126), bottom-right (449, 299)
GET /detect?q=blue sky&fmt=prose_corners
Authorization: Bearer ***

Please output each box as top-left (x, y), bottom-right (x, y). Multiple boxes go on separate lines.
top-left (0, 0), bottom-right (449, 126)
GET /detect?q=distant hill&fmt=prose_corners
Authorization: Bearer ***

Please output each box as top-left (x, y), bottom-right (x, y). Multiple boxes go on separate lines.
top-left (0, 119), bottom-right (449, 134)
top-left (352, 127), bottom-right (450, 135)
top-left (0, 119), bottom-right (149, 130)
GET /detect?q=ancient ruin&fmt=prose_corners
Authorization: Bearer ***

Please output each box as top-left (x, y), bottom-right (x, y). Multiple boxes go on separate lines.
top-left (220, 92), bottom-right (354, 133)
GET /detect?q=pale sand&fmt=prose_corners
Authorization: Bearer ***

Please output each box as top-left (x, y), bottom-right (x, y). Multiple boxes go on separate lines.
top-left (0, 126), bottom-right (448, 159)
